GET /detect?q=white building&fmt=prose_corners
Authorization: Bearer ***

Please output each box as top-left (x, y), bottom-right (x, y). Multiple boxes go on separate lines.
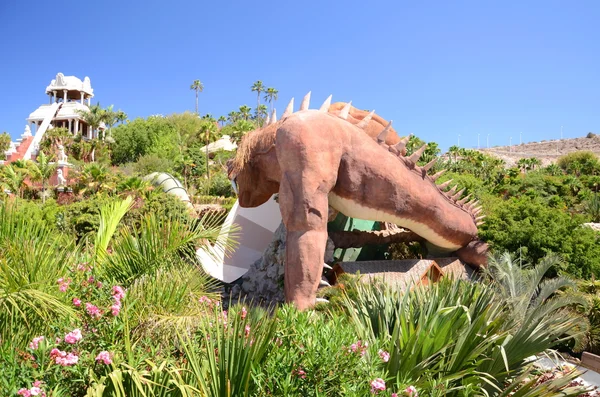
top-left (5, 73), bottom-right (104, 162)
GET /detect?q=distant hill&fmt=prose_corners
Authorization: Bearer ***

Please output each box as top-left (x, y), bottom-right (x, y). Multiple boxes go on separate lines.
top-left (477, 134), bottom-right (600, 167)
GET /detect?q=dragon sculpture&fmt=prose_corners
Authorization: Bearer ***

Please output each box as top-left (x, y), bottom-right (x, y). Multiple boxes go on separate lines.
top-left (228, 92), bottom-right (488, 310)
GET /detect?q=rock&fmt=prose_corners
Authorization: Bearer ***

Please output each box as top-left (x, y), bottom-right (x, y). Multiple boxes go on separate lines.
top-left (228, 222), bottom-right (334, 306)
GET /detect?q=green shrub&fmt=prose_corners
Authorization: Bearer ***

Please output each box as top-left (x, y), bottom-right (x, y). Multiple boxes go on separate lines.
top-left (480, 196), bottom-right (600, 278)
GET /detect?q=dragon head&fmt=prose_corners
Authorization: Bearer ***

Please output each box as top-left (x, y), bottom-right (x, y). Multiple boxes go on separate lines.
top-left (227, 123), bottom-right (280, 208)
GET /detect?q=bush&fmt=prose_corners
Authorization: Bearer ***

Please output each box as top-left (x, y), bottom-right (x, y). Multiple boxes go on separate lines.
top-left (557, 151), bottom-right (600, 176)
top-left (480, 196), bottom-right (600, 278)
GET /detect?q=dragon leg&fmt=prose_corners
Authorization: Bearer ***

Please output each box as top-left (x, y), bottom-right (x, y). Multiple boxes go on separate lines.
top-left (278, 170), bottom-right (335, 310)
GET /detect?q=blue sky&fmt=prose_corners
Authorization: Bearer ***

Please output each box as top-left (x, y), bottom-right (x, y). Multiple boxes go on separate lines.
top-left (1, 0), bottom-right (598, 151)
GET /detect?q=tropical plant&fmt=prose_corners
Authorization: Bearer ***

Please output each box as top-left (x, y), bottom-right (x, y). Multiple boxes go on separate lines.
top-left (264, 87), bottom-right (279, 114)
top-left (190, 79), bottom-right (204, 114)
top-left (251, 80), bottom-right (265, 120)
top-left (0, 164), bottom-right (28, 198)
top-left (0, 201), bottom-right (76, 343)
top-left (0, 131), bottom-right (11, 160)
top-left (27, 151), bottom-right (57, 203)
top-left (238, 105), bottom-right (252, 121)
top-left (76, 104), bottom-right (107, 139)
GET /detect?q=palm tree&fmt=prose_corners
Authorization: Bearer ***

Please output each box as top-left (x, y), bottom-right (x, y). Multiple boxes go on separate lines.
top-left (200, 121), bottom-right (219, 180)
top-left (251, 81), bottom-right (265, 120)
top-left (239, 105), bottom-right (252, 121)
top-left (255, 104), bottom-right (268, 124)
top-left (264, 87), bottom-right (279, 114)
top-left (190, 80), bottom-right (204, 114)
top-left (0, 164), bottom-right (28, 198)
top-left (217, 116), bottom-right (226, 128)
top-left (77, 163), bottom-right (114, 196)
top-left (227, 111), bottom-right (240, 123)
top-left (76, 104), bottom-right (106, 139)
top-left (116, 109), bottom-right (128, 124)
top-left (230, 120), bottom-right (256, 143)
top-left (27, 151), bottom-right (57, 203)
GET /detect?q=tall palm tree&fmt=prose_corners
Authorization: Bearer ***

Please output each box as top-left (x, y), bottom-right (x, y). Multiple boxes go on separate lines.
top-left (27, 151), bottom-right (57, 203)
top-left (217, 116), bottom-right (226, 128)
top-left (200, 122), bottom-right (219, 180)
top-left (255, 104), bottom-right (268, 125)
top-left (190, 80), bottom-right (204, 114)
top-left (251, 81), bottom-right (265, 120)
top-left (264, 87), bottom-right (279, 114)
top-left (239, 105), bottom-right (252, 121)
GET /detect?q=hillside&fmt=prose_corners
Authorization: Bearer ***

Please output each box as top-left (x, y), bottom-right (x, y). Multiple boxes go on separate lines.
top-left (478, 134), bottom-right (600, 167)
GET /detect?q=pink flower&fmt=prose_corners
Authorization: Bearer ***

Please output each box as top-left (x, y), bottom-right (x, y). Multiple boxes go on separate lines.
top-left (378, 349), bottom-right (390, 362)
top-left (29, 336), bottom-right (44, 350)
top-left (348, 340), bottom-right (368, 356)
top-left (245, 324), bottom-right (251, 337)
top-left (32, 381), bottom-right (42, 388)
top-left (404, 386), bottom-right (418, 396)
top-left (111, 302), bottom-right (121, 316)
top-left (64, 329), bottom-right (82, 344)
top-left (72, 298), bottom-right (81, 307)
top-left (51, 348), bottom-right (78, 366)
top-left (392, 394), bottom-right (398, 397)
top-left (199, 296), bottom-right (212, 304)
top-left (241, 307), bottom-right (247, 319)
top-left (17, 388), bottom-right (31, 396)
top-left (76, 263), bottom-right (89, 272)
top-left (293, 367), bottom-right (307, 379)
top-left (57, 277), bottom-right (70, 292)
top-left (112, 285), bottom-right (125, 300)
top-left (370, 378), bottom-right (386, 394)
top-left (29, 387), bottom-right (43, 396)
top-left (95, 351), bottom-right (113, 365)
top-left (96, 281), bottom-right (103, 288)
top-left (85, 303), bottom-right (102, 319)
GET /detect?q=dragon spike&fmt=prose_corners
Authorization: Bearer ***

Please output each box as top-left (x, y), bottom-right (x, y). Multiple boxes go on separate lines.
top-left (408, 144), bottom-right (428, 164)
top-left (300, 91), bottom-right (311, 111)
top-left (446, 185), bottom-right (458, 196)
top-left (270, 108), bottom-right (277, 124)
top-left (394, 134), bottom-right (411, 154)
top-left (282, 98), bottom-right (294, 118)
top-left (422, 158), bottom-right (437, 172)
top-left (451, 188), bottom-right (466, 201)
top-left (265, 113), bottom-right (270, 125)
top-left (430, 169), bottom-right (446, 181)
top-left (476, 221), bottom-right (485, 227)
top-left (472, 206), bottom-right (483, 215)
top-left (339, 101), bottom-right (352, 119)
top-left (356, 110), bottom-right (375, 129)
top-left (319, 95), bottom-right (332, 112)
top-left (457, 194), bottom-right (471, 205)
top-left (377, 121), bottom-right (393, 142)
top-left (437, 179), bottom-right (453, 190)
top-left (476, 215), bottom-right (486, 222)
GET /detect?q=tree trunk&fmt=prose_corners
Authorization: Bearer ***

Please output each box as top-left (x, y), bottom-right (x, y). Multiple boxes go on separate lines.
top-left (206, 131), bottom-right (210, 181)
top-left (195, 91), bottom-right (199, 114)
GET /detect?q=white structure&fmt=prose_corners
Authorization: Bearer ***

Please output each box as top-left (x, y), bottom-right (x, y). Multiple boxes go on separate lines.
top-left (199, 135), bottom-right (238, 155)
top-left (27, 73), bottom-right (104, 141)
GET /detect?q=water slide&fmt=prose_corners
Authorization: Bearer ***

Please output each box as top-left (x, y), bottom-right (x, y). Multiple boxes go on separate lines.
top-left (197, 196), bottom-right (282, 282)
top-left (143, 172), bottom-right (193, 208)
top-left (23, 102), bottom-right (62, 160)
